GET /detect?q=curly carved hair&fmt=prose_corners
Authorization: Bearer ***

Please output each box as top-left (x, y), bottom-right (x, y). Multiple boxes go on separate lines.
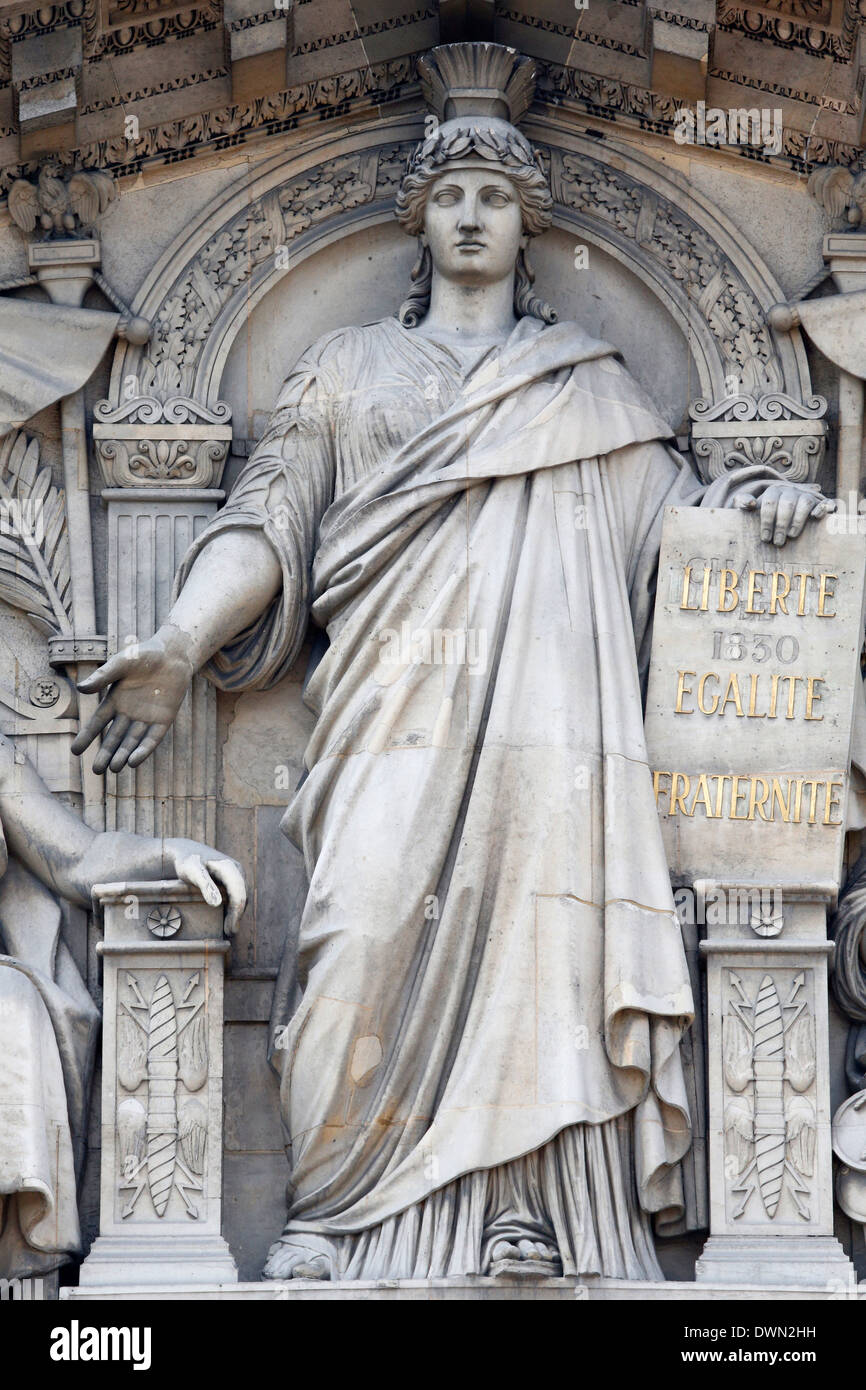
top-left (394, 122), bottom-right (557, 328)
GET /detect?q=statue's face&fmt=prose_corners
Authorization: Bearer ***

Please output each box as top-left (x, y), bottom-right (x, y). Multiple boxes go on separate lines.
top-left (423, 167), bottom-right (524, 286)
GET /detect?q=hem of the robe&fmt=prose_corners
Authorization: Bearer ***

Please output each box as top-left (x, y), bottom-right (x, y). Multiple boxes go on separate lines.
top-left (267, 1116), bottom-right (668, 1282)
top-left (284, 1100), bottom-right (690, 1236)
top-left (0, 958), bottom-right (85, 1257)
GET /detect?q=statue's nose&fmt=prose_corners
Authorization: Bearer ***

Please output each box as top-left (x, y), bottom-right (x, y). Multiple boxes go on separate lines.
top-left (457, 198), bottom-right (481, 231)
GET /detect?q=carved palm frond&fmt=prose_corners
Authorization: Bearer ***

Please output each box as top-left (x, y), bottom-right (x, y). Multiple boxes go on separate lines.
top-left (786, 1095), bottom-right (816, 1177)
top-left (724, 1098), bottom-right (753, 1175)
top-left (785, 1015), bottom-right (817, 1093)
top-left (723, 1013), bottom-right (753, 1093)
top-left (178, 1010), bottom-right (208, 1092)
top-left (0, 431), bottom-right (72, 636)
top-left (179, 1099), bottom-right (208, 1174)
top-left (117, 1097), bottom-right (147, 1165)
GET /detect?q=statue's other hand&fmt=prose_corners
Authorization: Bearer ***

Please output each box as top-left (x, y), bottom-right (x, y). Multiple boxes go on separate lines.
top-left (731, 481), bottom-right (836, 547)
top-left (167, 841), bottom-right (247, 935)
top-left (71, 625), bottom-right (195, 774)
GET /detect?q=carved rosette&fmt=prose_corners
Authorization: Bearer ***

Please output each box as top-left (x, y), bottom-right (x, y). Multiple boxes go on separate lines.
top-left (688, 392), bottom-right (828, 483)
top-left (92, 395), bottom-right (232, 488)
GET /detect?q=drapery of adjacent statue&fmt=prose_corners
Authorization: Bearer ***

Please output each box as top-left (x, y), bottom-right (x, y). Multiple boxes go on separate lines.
top-left (0, 833), bottom-right (99, 1279)
top-left (176, 317), bottom-right (782, 1276)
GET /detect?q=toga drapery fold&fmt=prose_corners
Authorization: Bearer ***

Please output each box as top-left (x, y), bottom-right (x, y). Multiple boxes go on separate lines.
top-left (0, 818), bottom-right (99, 1278)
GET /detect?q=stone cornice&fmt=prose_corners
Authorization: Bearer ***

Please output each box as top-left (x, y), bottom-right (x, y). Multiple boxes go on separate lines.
top-left (0, 54), bottom-right (419, 202)
top-left (717, 0), bottom-right (865, 61)
top-left (1, 51), bottom-right (864, 211)
top-left (0, 13), bottom-right (865, 196)
top-left (534, 58), bottom-right (866, 172)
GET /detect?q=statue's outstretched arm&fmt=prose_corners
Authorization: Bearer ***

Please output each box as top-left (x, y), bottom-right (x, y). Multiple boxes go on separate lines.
top-left (72, 527), bottom-right (281, 775)
top-left (0, 734), bottom-right (246, 929)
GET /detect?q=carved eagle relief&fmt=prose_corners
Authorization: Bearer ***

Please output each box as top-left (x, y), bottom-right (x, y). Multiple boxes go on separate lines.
top-left (8, 166), bottom-right (117, 237)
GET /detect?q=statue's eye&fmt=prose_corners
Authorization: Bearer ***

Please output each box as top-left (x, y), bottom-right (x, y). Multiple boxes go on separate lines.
top-left (484, 191), bottom-right (511, 207)
top-left (433, 190), bottom-right (459, 206)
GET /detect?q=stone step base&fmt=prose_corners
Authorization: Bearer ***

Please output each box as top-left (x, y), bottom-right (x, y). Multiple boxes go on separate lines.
top-left (61, 1275), bottom-right (866, 1301)
top-left (696, 1235), bottom-right (855, 1289)
top-left (76, 1234), bottom-right (237, 1289)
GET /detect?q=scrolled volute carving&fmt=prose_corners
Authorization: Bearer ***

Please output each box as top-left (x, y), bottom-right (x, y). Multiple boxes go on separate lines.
top-left (94, 396), bottom-right (233, 426)
top-left (93, 394), bottom-right (232, 488)
top-left (688, 391), bottom-right (828, 483)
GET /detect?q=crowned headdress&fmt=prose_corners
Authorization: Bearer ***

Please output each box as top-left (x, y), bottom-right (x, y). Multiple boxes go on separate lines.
top-left (406, 42), bottom-right (543, 182)
top-left (398, 43), bottom-right (552, 239)
top-left (395, 43), bottom-right (555, 326)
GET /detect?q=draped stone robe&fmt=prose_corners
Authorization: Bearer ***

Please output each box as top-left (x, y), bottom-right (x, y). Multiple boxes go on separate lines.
top-left (0, 819), bottom-right (99, 1280)
top-left (177, 315), bottom-right (778, 1279)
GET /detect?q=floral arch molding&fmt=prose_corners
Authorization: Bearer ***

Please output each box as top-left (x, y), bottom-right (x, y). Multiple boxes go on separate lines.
top-left (94, 114), bottom-right (825, 485)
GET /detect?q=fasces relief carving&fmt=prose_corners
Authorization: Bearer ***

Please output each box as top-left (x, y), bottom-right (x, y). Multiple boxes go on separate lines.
top-left (723, 969), bottom-right (818, 1223)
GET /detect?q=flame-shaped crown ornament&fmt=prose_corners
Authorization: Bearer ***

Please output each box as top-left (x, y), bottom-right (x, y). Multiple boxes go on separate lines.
top-left (407, 43), bottom-right (543, 184)
top-left (417, 42), bottom-right (536, 124)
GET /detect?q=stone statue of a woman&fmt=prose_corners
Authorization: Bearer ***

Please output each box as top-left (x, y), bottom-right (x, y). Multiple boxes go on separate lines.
top-left (73, 43), bottom-right (833, 1281)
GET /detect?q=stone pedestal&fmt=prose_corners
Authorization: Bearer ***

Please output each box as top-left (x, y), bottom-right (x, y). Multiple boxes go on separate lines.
top-left (78, 881), bottom-right (237, 1288)
top-left (694, 884), bottom-right (854, 1289)
top-left (644, 507), bottom-right (866, 1289)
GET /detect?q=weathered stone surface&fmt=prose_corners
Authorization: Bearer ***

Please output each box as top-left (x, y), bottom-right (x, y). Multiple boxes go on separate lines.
top-left (645, 507), bottom-right (866, 886)
top-left (2, 12), bottom-right (866, 1300)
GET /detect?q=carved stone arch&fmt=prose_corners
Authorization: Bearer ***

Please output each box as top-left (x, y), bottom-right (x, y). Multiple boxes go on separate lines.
top-left (97, 115), bottom-right (822, 479)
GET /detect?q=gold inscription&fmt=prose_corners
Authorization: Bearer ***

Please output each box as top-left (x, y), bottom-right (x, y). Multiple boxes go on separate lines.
top-left (652, 770), bottom-right (844, 825)
top-left (674, 670), bottom-right (826, 721)
top-left (678, 565), bottom-right (840, 618)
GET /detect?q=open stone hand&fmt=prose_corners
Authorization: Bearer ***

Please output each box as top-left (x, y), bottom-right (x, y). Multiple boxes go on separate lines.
top-left (72, 625), bottom-right (195, 775)
top-left (730, 481), bottom-right (836, 547)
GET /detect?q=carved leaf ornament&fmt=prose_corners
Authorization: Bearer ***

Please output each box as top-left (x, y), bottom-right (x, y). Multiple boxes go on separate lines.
top-left (0, 431), bottom-right (72, 636)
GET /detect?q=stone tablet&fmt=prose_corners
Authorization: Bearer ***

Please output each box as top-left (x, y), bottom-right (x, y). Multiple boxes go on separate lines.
top-left (644, 508), bottom-right (866, 884)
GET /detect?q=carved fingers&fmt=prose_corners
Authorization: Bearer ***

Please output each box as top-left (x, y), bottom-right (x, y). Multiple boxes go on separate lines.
top-left (70, 692), bottom-right (121, 757)
top-left (206, 858), bottom-right (247, 935)
top-left (173, 852), bottom-right (223, 909)
top-left (756, 484), bottom-right (835, 547)
top-left (90, 714), bottom-right (132, 774)
top-left (127, 726), bottom-right (171, 769)
top-left (72, 633), bottom-right (194, 771)
top-left (108, 721), bottom-right (151, 774)
top-left (76, 649), bottom-right (133, 696)
top-left (171, 848), bottom-right (247, 935)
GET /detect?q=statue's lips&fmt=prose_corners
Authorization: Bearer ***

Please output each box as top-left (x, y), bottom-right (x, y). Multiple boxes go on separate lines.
top-left (455, 240), bottom-right (486, 251)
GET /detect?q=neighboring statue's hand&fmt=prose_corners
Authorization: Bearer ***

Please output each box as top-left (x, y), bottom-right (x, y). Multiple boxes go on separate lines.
top-left (71, 624), bottom-right (195, 774)
top-left (730, 481), bottom-right (836, 546)
top-left (165, 839), bottom-right (247, 935)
